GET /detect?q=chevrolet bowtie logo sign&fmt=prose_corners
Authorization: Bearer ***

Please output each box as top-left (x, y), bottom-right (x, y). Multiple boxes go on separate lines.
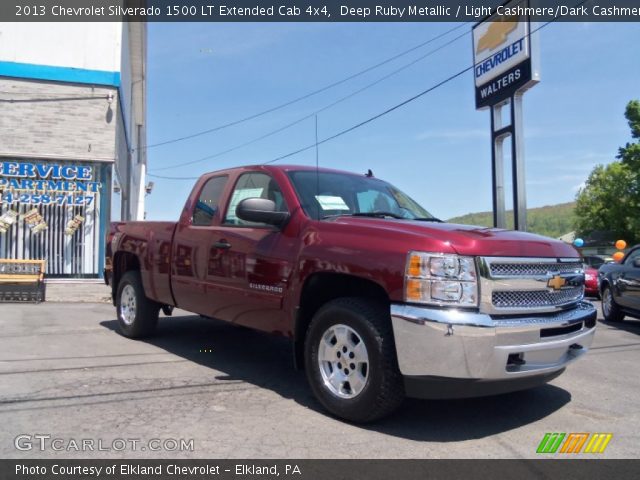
top-left (476, 17), bottom-right (518, 54)
top-left (547, 275), bottom-right (567, 290)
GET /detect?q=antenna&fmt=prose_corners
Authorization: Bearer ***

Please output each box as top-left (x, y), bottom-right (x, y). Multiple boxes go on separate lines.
top-left (315, 115), bottom-right (320, 220)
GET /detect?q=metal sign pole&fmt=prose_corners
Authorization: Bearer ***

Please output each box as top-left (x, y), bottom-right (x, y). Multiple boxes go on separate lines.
top-left (490, 95), bottom-right (528, 231)
top-left (511, 93), bottom-right (527, 231)
top-left (473, 2), bottom-right (538, 232)
top-left (491, 103), bottom-right (506, 229)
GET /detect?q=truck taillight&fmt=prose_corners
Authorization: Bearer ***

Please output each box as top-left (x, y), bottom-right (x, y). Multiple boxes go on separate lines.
top-left (404, 252), bottom-right (479, 307)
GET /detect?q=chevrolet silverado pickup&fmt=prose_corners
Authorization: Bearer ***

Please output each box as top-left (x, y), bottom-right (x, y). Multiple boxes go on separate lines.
top-left (105, 165), bottom-right (596, 422)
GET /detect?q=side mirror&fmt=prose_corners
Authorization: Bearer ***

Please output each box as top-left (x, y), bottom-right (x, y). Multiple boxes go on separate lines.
top-left (634, 258), bottom-right (640, 268)
top-left (236, 198), bottom-right (289, 228)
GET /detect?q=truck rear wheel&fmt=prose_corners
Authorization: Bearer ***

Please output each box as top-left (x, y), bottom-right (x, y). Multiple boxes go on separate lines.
top-left (304, 297), bottom-right (404, 422)
top-left (116, 271), bottom-right (160, 338)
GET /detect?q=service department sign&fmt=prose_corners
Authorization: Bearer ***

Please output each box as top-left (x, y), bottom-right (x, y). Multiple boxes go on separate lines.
top-left (473, 0), bottom-right (539, 109)
top-left (0, 161), bottom-right (101, 207)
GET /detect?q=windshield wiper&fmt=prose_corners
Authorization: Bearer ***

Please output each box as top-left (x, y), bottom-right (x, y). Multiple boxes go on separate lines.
top-left (321, 212), bottom-right (441, 221)
top-left (351, 211), bottom-right (406, 219)
top-left (321, 211), bottom-right (405, 220)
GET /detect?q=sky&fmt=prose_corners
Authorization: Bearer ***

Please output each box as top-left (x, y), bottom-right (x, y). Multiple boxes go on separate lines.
top-left (143, 21), bottom-right (640, 222)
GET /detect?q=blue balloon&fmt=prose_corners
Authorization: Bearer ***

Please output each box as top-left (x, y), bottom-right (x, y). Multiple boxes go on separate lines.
top-left (574, 238), bottom-right (584, 247)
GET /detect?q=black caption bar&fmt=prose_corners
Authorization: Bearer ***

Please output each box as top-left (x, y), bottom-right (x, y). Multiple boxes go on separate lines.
top-left (2, 0), bottom-right (640, 21)
top-left (1, 459), bottom-right (640, 480)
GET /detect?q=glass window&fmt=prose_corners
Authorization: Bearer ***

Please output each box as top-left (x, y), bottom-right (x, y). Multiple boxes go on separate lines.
top-left (624, 249), bottom-right (640, 266)
top-left (224, 172), bottom-right (287, 226)
top-left (287, 170), bottom-right (435, 221)
top-left (192, 176), bottom-right (227, 226)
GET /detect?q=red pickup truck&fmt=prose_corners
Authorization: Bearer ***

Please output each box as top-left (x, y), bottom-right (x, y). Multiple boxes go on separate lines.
top-left (105, 165), bottom-right (596, 422)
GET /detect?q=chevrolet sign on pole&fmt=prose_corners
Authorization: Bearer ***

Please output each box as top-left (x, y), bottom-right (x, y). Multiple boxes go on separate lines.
top-left (473, 0), bottom-right (540, 231)
top-left (472, 6), bottom-right (539, 109)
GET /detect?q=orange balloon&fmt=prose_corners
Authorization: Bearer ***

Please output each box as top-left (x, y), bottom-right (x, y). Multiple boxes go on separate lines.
top-left (613, 251), bottom-right (625, 262)
top-left (615, 240), bottom-right (627, 250)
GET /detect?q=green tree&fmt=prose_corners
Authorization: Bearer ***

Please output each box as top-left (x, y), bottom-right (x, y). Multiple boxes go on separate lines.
top-left (617, 99), bottom-right (640, 170)
top-left (575, 163), bottom-right (637, 242)
top-left (618, 100), bottom-right (640, 215)
top-left (575, 99), bottom-right (640, 243)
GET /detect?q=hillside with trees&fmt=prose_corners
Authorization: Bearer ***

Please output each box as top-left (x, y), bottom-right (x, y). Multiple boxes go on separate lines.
top-left (448, 202), bottom-right (576, 239)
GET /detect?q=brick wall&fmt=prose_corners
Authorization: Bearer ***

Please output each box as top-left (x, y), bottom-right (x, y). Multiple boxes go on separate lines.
top-left (0, 78), bottom-right (118, 162)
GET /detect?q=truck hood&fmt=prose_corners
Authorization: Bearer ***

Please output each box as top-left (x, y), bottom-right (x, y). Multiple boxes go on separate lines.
top-left (327, 217), bottom-right (579, 258)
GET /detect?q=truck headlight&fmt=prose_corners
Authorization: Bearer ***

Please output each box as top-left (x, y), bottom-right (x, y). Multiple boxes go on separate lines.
top-left (405, 252), bottom-right (478, 307)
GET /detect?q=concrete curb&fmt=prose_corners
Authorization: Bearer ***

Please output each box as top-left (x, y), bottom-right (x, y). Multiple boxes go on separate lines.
top-left (44, 281), bottom-right (111, 303)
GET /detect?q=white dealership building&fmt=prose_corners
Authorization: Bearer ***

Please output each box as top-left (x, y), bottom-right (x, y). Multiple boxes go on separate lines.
top-left (0, 22), bottom-right (147, 278)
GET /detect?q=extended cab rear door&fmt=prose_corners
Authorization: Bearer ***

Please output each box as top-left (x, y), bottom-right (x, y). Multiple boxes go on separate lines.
top-left (171, 174), bottom-right (230, 314)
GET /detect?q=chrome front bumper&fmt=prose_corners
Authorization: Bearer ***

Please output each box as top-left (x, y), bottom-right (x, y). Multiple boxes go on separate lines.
top-left (391, 301), bottom-right (596, 383)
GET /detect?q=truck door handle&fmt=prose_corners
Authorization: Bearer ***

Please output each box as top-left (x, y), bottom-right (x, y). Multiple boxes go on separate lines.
top-left (213, 241), bottom-right (232, 249)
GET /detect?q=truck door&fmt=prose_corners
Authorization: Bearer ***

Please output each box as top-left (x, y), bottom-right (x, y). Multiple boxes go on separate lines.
top-left (206, 171), bottom-right (295, 333)
top-left (171, 175), bottom-right (229, 313)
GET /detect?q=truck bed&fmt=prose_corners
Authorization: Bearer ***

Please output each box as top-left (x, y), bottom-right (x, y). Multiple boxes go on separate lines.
top-left (108, 221), bottom-right (178, 306)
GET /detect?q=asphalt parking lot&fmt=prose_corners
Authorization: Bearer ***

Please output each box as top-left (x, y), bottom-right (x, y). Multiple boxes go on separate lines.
top-left (0, 300), bottom-right (638, 459)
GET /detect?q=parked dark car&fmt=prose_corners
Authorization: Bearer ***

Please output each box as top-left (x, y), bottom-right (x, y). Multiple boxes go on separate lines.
top-left (598, 245), bottom-right (640, 322)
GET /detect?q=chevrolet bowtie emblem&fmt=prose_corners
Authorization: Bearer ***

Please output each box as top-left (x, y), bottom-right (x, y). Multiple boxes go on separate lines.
top-left (547, 275), bottom-right (567, 291)
top-left (476, 17), bottom-right (518, 54)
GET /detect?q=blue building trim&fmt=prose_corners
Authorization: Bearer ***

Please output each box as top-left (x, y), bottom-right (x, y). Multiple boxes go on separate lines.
top-left (0, 61), bottom-right (120, 87)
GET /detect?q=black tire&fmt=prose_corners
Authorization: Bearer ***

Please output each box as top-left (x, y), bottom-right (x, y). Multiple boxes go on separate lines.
top-left (116, 270), bottom-right (160, 338)
top-left (304, 297), bottom-right (404, 423)
top-left (601, 284), bottom-right (624, 322)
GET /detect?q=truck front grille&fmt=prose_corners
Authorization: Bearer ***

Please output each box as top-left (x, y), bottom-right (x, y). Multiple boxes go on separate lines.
top-left (490, 262), bottom-right (583, 277)
top-left (492, 287), bottom-right (583, 309)
top-left (479, 257), bottom-right (585, 315)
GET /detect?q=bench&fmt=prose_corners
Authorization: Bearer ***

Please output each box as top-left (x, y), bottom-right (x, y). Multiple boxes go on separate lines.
top-left (0, 259), bottom-right (46, 303)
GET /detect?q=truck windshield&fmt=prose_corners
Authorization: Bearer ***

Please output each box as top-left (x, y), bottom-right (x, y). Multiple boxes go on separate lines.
top-left (287, 171), bottom-right (437, 221)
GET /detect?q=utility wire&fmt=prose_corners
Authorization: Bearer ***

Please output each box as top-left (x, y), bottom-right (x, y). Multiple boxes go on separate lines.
top-left (262, 67), bottom-right (472, 165)
top-left (142, 24), bottom-right (468, 150)
top-left (147, 66), bottom-right (471, 181)
top-left (147, 173), bottom-right (203, 180)
top-left (147, 11), bottom-right (580, 181)
top-left (150, 28), bottom-right (471, 172)
top-left (259, 16), bottom-right (571, 166)
top-left (0, 91), bottom-right (110, 97)
top-left (0, 95), bottom-right (111, 103)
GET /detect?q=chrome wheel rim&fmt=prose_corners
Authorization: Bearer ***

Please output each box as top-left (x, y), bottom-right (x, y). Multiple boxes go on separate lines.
top-left (317, 324), bottom-right (369, 399)
top-left (120, 285), bottom-right (137, 325)
top-left (602, 288), bottom-right (612, 317)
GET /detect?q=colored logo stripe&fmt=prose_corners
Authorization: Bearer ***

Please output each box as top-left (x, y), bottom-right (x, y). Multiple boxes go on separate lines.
top-left (560, 433), bottom-right (589, 453)
top-left (537, 433), bottom-right (613, 454)
top-left (584, 433), bottom-right (613, 453)
top-left (537, 433), bottom-right (565, 453)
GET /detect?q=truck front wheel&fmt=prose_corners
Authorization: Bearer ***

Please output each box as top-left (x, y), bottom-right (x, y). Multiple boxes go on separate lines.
top-left (304, 298), bottom-right (404, 422)
top-left (116, 271), bottom-right (160, 338)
